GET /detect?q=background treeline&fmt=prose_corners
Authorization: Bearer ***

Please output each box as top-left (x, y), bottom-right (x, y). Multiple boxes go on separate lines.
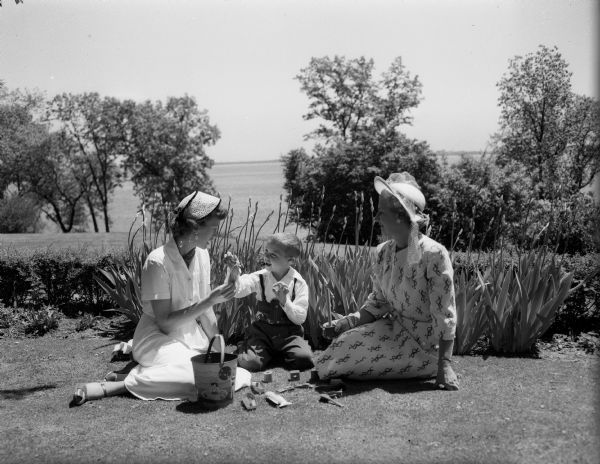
top-left (2, 45), bottom-right (598, 254)
top-left (281, 46), bottom-right (600, 254)
top-left (0, 84), bottom-right (219, 233)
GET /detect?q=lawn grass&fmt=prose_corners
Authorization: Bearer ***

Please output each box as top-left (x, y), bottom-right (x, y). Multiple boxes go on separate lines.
top-left (1, 318), bottom-right (598, 464)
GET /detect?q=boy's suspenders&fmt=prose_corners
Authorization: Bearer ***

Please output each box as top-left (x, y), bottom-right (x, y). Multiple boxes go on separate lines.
top-left (258, 274), bottom-right (297, 302)
top-left (257, 274), bottom-right (298, 325)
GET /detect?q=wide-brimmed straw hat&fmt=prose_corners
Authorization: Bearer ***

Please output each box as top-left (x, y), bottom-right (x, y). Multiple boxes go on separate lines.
top-left (373, 172), bottom-right (425, 223)
top-left (175, 191), bottom-right (221, 221)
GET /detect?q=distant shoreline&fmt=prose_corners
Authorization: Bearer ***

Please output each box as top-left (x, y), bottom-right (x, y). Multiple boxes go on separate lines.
top-left (213, 159), bottom-right (280, 165)
top-left (213, 151), bottom-right (485, 165)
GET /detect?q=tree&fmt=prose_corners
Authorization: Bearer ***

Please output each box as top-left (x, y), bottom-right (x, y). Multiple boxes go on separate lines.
top-left (0, 89), bottom-right (47, 197)
top-left (428, 156), bottom-right (531, 250)
top-left (0, 87), bottom-right (44, 233)
top-left (494, 45), bottom-right (599, 198)
top-left (48, 93), bottom-right (128, 232)
top-left (0, 192), bottom-right (41, 233)
top-left (123, 95), bottom-right (220, 225)
top-left (1, 86), bottom-right (98, 232)
top-left (21, 132), bottom-right (89, 232)
top-left (283, 137), bottom-right (441, 244)
top-left (283, 56), bottom-right (433, 243)
top-left (0, 1), bottom-right (24, 7)
top-left (560, 95), bottom-right (600, 193)
top-left (297, 55), bottom-right (422, 152)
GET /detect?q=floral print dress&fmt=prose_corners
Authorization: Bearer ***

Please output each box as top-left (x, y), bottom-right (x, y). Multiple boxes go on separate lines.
top-left (315, 235), bottom-right (457, 380)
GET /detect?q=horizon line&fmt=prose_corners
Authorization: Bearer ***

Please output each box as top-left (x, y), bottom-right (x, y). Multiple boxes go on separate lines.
top-left (213, 150), bottom-right (486, 165)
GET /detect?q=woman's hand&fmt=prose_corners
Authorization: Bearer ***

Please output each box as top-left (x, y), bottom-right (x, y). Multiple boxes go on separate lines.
top-left (436, 361), bottom-right (459, 390)
top-left (208, 282), bottom-right (236, 305)
top-left (330, 309), bottom-right (375, 335)
top-left (334, 317), bottom-right (353, 334)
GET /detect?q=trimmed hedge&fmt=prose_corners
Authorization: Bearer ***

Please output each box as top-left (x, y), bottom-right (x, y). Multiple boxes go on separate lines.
top-left (0, 247), bottom-right (122, 316)
top-left (0, 245), bottom-right (597, 336)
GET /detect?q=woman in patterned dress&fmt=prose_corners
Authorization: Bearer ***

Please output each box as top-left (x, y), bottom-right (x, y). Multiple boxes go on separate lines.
top-left (315, 173), bottom-right (459, 390)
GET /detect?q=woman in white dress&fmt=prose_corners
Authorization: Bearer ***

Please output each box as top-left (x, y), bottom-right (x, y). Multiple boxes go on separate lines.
top-left (315, 173), bottom-right (459, 390)
top-left (72, 191), bottom-right (236, 405)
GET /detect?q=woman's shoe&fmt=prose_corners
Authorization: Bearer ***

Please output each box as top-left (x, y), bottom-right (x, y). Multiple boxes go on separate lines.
top-left (70, 382), bottom-right (108, 407)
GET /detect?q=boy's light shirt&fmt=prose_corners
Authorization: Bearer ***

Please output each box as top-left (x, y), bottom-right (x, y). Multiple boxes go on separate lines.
top-left (234, 267), bottom-right (309, 325)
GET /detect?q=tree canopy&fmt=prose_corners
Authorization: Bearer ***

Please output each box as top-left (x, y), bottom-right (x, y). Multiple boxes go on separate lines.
top-left (0, 83), bottom-right (220, 233)
top-left (297, 55), bottom-right (422, 152)
top-left (494, 45), bottom-right (599, 198)
top-left (0, 0), bottom-right (24, 7)
top-left (283, 55), bottom-right (433, 244)
top-left (48, 93), bottom-right (130, 232)
top-left (123, 95), bottom-right (220, 225)
top-left (283, 49), bottom-right (599, 252)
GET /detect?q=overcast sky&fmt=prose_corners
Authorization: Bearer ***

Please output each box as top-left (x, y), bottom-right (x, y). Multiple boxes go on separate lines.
top-left (1, 0), bottom-right (597, 162)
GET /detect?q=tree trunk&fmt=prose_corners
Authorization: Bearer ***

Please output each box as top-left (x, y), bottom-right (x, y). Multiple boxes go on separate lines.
top-left (103, 201), bottom-right (110, 232)
top-left (45, 202), bottom-right (69, 233)
top-left (86, 195), bottom-right (99, 232)
top-left (537, 152), bottom-right (544, 199)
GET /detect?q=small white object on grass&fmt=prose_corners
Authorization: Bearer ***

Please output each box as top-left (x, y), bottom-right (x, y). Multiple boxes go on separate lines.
top-left (265, 391), bottom-right (292, 408)
top-left (234, 367), bottom-right (252, 391)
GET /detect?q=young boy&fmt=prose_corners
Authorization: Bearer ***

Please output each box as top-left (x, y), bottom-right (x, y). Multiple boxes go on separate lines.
top-left (231, 232), bottom-right (314, 372)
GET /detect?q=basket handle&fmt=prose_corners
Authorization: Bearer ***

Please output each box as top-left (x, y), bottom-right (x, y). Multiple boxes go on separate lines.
top-left (205, 334), bottom-right (226, 366)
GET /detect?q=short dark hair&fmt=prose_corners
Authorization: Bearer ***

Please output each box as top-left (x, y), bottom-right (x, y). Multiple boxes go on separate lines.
top-left (267, 232), bottom-right (302, 258)
top-left (171, 202), bottom-right (228, 239)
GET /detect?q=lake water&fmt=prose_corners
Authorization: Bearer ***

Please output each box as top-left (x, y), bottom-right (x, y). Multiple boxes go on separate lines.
top-left (54, 155), bottom-right (600, 233)
top-left (210, 160), bottom-right (293, 236)
top-left (104, 160), bottom-right (287, 233)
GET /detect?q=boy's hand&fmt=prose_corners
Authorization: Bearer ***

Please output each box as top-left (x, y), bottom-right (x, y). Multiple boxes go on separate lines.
top-left (272, 282), bottom-right (289, 305)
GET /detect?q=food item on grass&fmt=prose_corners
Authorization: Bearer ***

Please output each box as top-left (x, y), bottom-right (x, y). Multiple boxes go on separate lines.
top-left (265, 391), bottom-right (292, 408)
top-left (241, 393), bottom-right (257, 411)
top-left (251, 381), bottom-right (266, 395)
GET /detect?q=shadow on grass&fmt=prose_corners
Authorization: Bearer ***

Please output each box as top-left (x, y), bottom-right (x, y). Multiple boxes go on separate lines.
top-left (105, 360), bottom-right (138, 378)
top-left (94, 316), bottom-right (136, 342)
top-left (175, 401), bottom-right (229, 414)
top-left (0, 383), bottom-right (57, 400)
top-left (340, 378), bottom-right (439, 397)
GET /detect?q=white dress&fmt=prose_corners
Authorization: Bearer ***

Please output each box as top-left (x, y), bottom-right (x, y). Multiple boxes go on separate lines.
top-left (315, 235), bottom-right (457, 380)
top-left (124, 237), bottom-right (212, 401)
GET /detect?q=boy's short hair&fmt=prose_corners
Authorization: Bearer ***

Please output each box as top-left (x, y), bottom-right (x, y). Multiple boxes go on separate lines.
top-left (267, 232), bottom-right (302, 258)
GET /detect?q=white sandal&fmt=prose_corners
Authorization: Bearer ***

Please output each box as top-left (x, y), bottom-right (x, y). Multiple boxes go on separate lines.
top-left (71, 382), bottom-right (108, 406)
